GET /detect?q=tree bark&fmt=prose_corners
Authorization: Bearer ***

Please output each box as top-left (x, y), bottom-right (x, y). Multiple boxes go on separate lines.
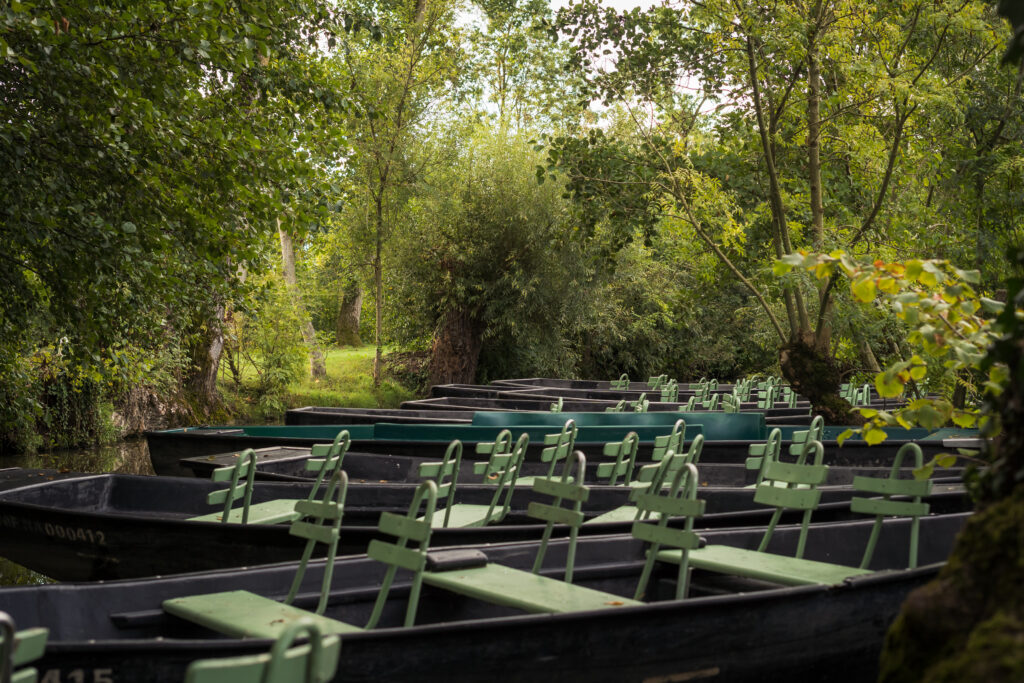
top-left (428, 308), bottom-right (483, 386)
top-left (336, 282), bottom-right (363, 347)
top-left (186, 303), bottom-right (225, 413)
top-left (278, 220), bottom-right (326, 379)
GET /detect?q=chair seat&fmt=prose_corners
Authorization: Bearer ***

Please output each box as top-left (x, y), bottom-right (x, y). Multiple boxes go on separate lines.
top-left (583, 506), bottom-right (639, 524)
top-left (680, 545), bottom-right (873, 586)
top-left (421, 503), bottom-right (502, 528)
top-left (163, 590), bottom-right (362, 639)
top-left (422, 564), bottom-right (643, 613)
top-left (188, 500), bottom-right (303, 525)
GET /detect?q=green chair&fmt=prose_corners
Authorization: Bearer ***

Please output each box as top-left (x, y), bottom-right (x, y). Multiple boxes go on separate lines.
top-left (595, 431), bottom-right (640, 486)
top-left (789, 415), bottom-right (823, 458)
top-left (852, 443), bottom-right (933, 570)
top-left (184, 619), bottom-right (340, 683)
top-left (604, 399), bottom-right (626, 413)
top-left (632, 462), bottom-right (705, 601)
top-left (0, 611), bottom-right (48, 683)
top-left (745, 428), bottom-right (783, 486)
top-left (684, 440), bottom-right (877, 585)
top-left (516, 420), bottom-right (577, 486)
top-left (165, 478), bottom-right (437, 637)
top-left (549, 397), bottom-right (563, 413)
top-left (609, 374), bottom-right (630, 390)
top-left (189, 431), bottom-right (350, 525)
top-left (630, 393), bottom-right (650, 413)
top-left (585, 434), bottom-right (704, 525)
top-left (659, 379), bottom-right (679, 403)
top-left (423, 432), bottom-right (527, 527)
top-left (421, 453), bottom-right (644, 613)
top-left (416, 440), bottom-right (462, 528)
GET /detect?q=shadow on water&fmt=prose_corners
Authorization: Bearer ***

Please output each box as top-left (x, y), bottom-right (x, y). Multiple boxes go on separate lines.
top-left (0, 438), bottom-right (154, 585)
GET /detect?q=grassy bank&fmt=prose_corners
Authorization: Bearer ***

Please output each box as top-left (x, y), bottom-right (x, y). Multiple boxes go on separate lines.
top-left (218, 346), bottom-right (423, 422)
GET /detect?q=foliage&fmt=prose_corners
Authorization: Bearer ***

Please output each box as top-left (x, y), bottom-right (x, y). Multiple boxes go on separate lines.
top-left (775, 250), bottom-right (1014, 466)
top-left (222, 275), bottom-right (308, 417)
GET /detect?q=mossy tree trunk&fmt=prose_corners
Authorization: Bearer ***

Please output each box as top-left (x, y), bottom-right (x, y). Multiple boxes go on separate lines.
top-left (428, 308), bottom-right (482, 386)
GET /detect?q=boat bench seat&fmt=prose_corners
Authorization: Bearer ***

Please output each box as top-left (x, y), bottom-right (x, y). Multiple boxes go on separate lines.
top-left (187, 500), bottom-right (303, 525)
top-left (163, 590), bottom-right (363, 639)
top-left (421, 551), bottom-right (642, 613)
top-left (679, 545), bottom-right (873, 586)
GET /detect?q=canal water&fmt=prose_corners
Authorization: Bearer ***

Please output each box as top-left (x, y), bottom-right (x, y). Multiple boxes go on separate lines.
top-left (0, 439), bottom-right (154, 585)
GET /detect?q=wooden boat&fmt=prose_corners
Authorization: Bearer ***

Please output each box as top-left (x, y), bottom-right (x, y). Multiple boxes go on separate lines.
top-left (0, 469), bottom-right (968, 581)
top-left (176, 444), bottom-right (969, 487)
top-left (0, 509), bottom-right (971, 682)
top-left (146, 417), bottom-right (978, 477)
top-left (283, 407), bottom-right (474, 425)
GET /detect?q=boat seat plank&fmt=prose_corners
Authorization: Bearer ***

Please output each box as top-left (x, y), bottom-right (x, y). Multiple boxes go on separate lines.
top-left (422, 564), bottom-right (642, 613)
top-left (420, 503), bottom-right (498, 528)
top-left (681, 545), bottom-right (873, 586)
top-left (187, 500), bottom-right (302, 525)
top-left (163, 590), bottom-right (362, 639)
top-left (583, 505), bottom-right (638, 524)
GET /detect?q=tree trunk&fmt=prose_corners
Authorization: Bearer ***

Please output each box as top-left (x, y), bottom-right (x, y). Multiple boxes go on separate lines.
top-left (428, 308), bottom-right (483, 386)
top-left (278, 220), bottom-right (326, 380)
top-left (336, 283), bottom-right (363, 347)
top-left (373, 227), bottom-right (383, 387)
top-left (186, 304), bottom-right (225, 413)
top-left (779, 334), bottom-right (862, 424)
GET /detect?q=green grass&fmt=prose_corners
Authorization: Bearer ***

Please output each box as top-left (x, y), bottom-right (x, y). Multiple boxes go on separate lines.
top-left (218, 346), bottom-right (422, 422)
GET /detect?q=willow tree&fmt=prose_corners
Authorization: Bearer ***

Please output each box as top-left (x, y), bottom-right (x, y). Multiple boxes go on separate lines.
top-left (554, 0), bottom-right (999, 419)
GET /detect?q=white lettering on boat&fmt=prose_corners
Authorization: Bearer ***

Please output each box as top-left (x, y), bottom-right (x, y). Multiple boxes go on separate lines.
top-left (0, 516), bottom-right (106, 546)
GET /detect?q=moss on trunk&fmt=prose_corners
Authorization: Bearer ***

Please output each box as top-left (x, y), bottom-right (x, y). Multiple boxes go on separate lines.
top-left (778, 337), bottom-right (862, 424)
top-left (879, 491), bottom-right (1024, 682)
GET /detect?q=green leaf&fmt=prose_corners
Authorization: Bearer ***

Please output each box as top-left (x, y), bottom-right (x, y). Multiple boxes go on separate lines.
top-left (851, 276), bottom-right (876, 302)
top-left (936, 453), bottom-right (958, 468)
top-left (913, 464), bottom-right (935, 480)
top-left (836, 428), bottom-right (854, 446)
top-left (863, 426), bottom-right (887, 446)
top-left (875, 371), bottom-right (904, 399)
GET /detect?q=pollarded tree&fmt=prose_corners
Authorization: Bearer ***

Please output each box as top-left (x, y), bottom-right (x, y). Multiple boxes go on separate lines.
top-left (391, 128), bottom-right (586, 385)
top-left (553, 0), bottom-right (1000, 418)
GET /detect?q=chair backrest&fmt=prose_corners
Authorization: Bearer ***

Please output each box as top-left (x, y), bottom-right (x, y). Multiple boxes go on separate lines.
top-left (185, 618), bottom-right (341, 683)
top-left (659, 379), bottom-right (679, 403)
top-left (630, 393), bottom-right (649, 413)
top-left (597, 431), bottom-right (640, 485)
top-left (789, 415), bottom-right (824, 457)
top-left (540, 420), bottom-right (577, 480)
top-left (472, 431), bottom-right (530, 525)
top-left (609, 373), bottom-right (630, 390)
top-left (651, 419), bottom-right (686, 462)
top-left (746, 428), bottom-right (783, 486)
top-left (605, 399), bottom-right (626, 413)
top-left (527, 451), bottom-right (590, 583)
top-left (365, 480), bottom-right (438, 629)
top-left (283, 470), bottom-right (350, 616)
top-left (647, 375), bottom-right (667, 390)
top-left (752, 439), bottom-right (828, 559)
top-left (303, 430), bottom-right (351, 503)
top-left (417, 440), bottom-right (463, 528)
top-left (207, 449), bottom-right (259, 525)
top-left (632, 462), bottom-right (705, 601)
top-left (1, 611), bottom-right (48, 683)
top-left (549, 397), bottom-right (563, 413)
top-left (631, 435), bottom-right (705, 520)
top-left (851, 443), bottom-right (933, 569)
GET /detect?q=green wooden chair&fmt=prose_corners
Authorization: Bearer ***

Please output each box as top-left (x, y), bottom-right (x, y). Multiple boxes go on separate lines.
top-left (651, 419), bottom-right (687, 462)
top-left (684, 440), bottom-right (879, 585)
top-left (609, 373), bottom-right (630, 390)
top-left (549, 397), bottom-right (563, 413)
top-left (788, 415), bottom-right (824, 458)
top-left (516, 420), bottom-right (577, 486)
top-left (0, 612), bottom-right (48, 683)
top-left (421, 453), bottom-right (644, 613)
top-left (585, 433), bottom-right (704, 525)
top-left (647, 375), bottom-right (667, 391)
top-left (632, 462), bottom-right (705, 601)
top-left (604, 399), bottom-right (626, 413)
top-left (422, 432), bottom-right (527, 528)
top-left (745, 428), bottom-right (783, 486)
top-left (659, 379), bottom-right (679, 403)
top-left (852, 443), bottom-right (933, 570)
top-left (595, 431), bottom-right (640, 486)
top-left (630, 393), bottom-right (650, 413)
top-left (165, 478), bottom-right (438, 637)
top-left (189, 431), bottom-right (350, 525)
top-left (416, 440), bottom-right (462, 528)
top-left (184, 619), bottom-right (340, 683)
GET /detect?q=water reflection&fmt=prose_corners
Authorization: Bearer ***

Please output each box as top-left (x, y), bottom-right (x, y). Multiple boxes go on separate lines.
top-left (0, 438), bottom-right (154, 584)
top-left (3, 438), bottom-right (154, 476)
